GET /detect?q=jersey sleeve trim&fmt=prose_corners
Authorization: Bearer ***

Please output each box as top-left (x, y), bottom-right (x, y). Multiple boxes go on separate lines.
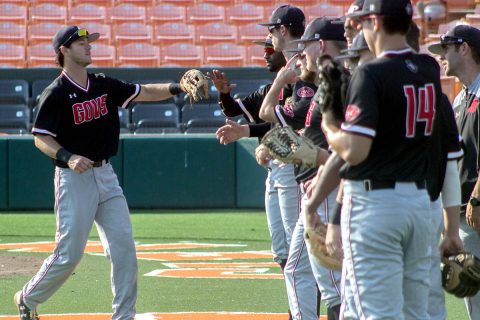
top-left (274, 105), bottom-right (288, 126)
top-left (448, 149), bottom-right (464, 160)
top-left (120, 84), bottom-right (140, 109)
top-left (235, 98), bottom-right (255, 123)
top-left (340, 123), bottom-right (376, 138)
top-left (31, 127), bottom-right (57, 137)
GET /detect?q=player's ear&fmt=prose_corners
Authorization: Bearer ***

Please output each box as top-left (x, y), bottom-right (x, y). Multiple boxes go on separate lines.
top-left (372, 15), bottom-right (381, 33)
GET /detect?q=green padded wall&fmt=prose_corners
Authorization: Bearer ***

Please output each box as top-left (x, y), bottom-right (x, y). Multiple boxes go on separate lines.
top-left (123, 135), bottom-right (236, 208)
top-left (0, 138), bottom-right (7, 209)
top-left (236, 139), bottom-right (267, 208)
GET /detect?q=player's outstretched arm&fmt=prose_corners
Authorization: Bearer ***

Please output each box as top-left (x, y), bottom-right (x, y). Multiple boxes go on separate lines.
top-left (216, 119), bottom-right (250, 145)
top-left (134, 83), bottom-right (183, 102)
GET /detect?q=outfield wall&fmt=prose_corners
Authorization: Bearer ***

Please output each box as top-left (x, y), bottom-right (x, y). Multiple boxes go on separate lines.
top-left (0, 135), bottom-right (266, 210)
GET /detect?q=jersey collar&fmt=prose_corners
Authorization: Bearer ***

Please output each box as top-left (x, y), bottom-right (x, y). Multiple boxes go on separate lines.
top-left (378, 48), bottom-right (413, 58)
top-left (61, 71), bottom-right (90, 92)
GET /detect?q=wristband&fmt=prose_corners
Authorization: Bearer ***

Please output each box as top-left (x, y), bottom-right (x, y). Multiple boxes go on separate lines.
top-left (168, 83), bottom-right (183, 96)
top-left (329, 201), bottom-right (342, 225)
top-left (56, 148), bottom-right (73, 163)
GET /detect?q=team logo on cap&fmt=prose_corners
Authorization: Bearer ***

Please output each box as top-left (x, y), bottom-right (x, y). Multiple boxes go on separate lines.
top-left (297, 86), bottom-right (315, 98)
top-left (405, 3), bottom-right (413, 16)
top-left (345, 104), bottom-right (361, 121)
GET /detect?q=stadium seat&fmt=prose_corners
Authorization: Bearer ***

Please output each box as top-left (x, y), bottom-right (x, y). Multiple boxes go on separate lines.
top-left (161, 43), bottom-right (203, 67)
top-left (29, 3), bottom-right (67, 25)
top-left (187, 3), bottom-right (225, 25)
top-left (78, 22), bottom-right (112, 45)
top-left (132, 103), bottom-right (180, 132)
top-left (204, 43), bottom-right (246, 67)
top-left (32, 79), bottom-right (53, 107)
top-left (27, 43), bottom-right (57, 67)
top-left (69, 4), bottom-right (108, 24)
top-left (231, 78), bottom-right (270, 95)
top-left (196, 23), bottom-right (237, 45)
top-left (117, 43), bottom-right (160, 67)
top-left (154, 23), bottom-right (194, 46)
top-left (0, 43), bottom-right (26, 68)
top-left (237, 23), bottom-right (268, 45)
top-left (305, 3), bottom-right (343, 22)
top-left (246, 45), bottom-right (266, 67)
top-left (70, 0), bottom-right (113, 7)
top-left (155, 0), bottom-right (195, 7)
top-left (114, 0), bottom-right (154, 6)
top-left (0, 80), bottom-right (29, 104)
top-left (0, 22), bottom-right (27, 46)
top-left (29, 0), bottom-right (68, 5)
top-left (117, 107), bottom-right (132, 132)
top-left (149, 4), bottom-right (186, 25)
top-left (241, 0), bottom-right (274, 7)
top-left (28, 22), bottom-right (63, 45)
top-left (326, 0), bottom-right (354, 10)
top-left (114, 23), bottom-right (153, 46)
top-left (90, 43), bottom-right (116, 67)
top-left (465, 5), bottom-right (480, 23)
top-left (198, 0), bottom-right (235, 7)
top-left (0, 3), bottom-right (27, 24)
top-left (181, 103), bottom-right (226, 134)
top-left (0, 104), bottom-right (30, 135)
top-left (111, 4), bottom-right (147, 24)
top-left (286, 0), bottom-right (321, 8)
top-left (225, 3), bottom-right (264, 26)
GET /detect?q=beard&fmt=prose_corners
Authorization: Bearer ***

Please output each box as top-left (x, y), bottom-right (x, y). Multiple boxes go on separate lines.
top-left (300, 69), bottom-right (316, 83)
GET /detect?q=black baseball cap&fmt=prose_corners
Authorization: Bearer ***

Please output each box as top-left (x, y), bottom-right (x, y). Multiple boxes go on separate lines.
top-left (346, 0), bottom-right (365, 15)
top-left (53, 26), bottom-right (100, 54)
top-left (291, 17), bottom-right (346, 44)
top-left (258, 5), bottom-right (305, 29)
top-left (336, 31), bottom-right (369, 60)
top-left (427, 25), bottom-right (480, 55)
top-left (348, 0), bottom-right (413, 19)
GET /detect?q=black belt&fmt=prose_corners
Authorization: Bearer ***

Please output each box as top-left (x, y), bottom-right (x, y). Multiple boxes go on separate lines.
top-left (54, 159), bottom-right (109, 168)
top-left (363, 180), bottom-right (425, 191)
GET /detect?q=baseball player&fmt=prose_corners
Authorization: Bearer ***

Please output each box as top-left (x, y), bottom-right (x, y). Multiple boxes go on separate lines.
top-left (335, 31), bottom-right (374, 72)
top-left (322, 0), bottom-right (442, 318)
top-left (14, 26), bottom-right (188, 320)
top-left (428, 24), bottom-right (480, 320)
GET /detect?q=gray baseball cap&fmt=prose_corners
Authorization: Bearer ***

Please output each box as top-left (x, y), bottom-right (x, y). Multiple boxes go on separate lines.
top-left (427, 25), bottom-right (480, 55)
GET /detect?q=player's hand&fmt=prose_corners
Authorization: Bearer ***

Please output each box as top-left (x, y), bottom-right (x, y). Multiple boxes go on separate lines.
top-left (466, 204), bottom-right (480, 232)
top-left (325, 223), bottom-right (343, 261)
top-left (439, 233), bottom-right (464, 259)
top-left (206, 70), bottom-right (236, 94)
top-left (255, 144), bottom-right (271, 166)
top-left (275, 55), bottom-right (300, 85)
top-left (67, 155), bottom-right (94, 174)
top-left (216, 119), bottom-right (249, 145)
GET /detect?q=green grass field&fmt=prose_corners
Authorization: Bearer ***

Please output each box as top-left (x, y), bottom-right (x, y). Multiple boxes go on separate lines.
top-left (0, 211), bottom-right (471, 319)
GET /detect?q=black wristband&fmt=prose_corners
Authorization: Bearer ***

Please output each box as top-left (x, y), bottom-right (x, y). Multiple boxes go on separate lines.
top-left (329, 201), bottom-right (342, 225)
top-left (168, 83), bottom-right (183, 96)
top-left (56, 148), bottom-right (73, 163)
top-left (249, 123), bottom-right (271, 138)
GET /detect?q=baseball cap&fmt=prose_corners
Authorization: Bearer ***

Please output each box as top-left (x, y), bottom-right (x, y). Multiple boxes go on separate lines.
top-left (253, 36), bottom-right (275, 54)
top-left (258, 4), bottom-right (305, 29)
top-left (53, 26), bottom-right (100, 54)
top-left (427, 24), bottom-right (480, 55)
top-left (346, 0), bottom-right (365, 15)
top-left (336, 31), bottom-right (369, 60)
top-left (291, 17), bottom-right (346, 44)
top-left (348, 0), bottom-right (413, 19)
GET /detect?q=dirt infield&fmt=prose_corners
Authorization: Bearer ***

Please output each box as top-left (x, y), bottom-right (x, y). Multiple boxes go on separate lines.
top-left (0, 254), bottom-right (44, 277)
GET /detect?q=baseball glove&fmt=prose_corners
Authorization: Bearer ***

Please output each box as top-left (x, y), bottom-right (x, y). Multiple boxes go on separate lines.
top-left (180, 69), bottom-right (209, 104)
top-left (304, 224), bottom-right (342, 271)
top-left (261, 125), bottom-right (319, 168)
top-left (441, 252), bottom-right (480, 298)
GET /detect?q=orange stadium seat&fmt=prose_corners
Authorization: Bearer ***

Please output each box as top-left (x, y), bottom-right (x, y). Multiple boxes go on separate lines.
top-left (198, 0), bottom-right (235, 7)
top-left (155, 0), bottom-right (194, 7)
top-left (466, 5), bottom-right (480, 23)
top-left (154, 23), bottom-right (194, 46)
top-left (161, 43), bottom-right (203, 67)
top-left (114, 23), bottom-right (153, 46)
top-left (0, 43), bottom-right (26, 68)
top-left (117, 42), bottom-right (160, 67)
top-left (0, 3), bottom-right (27, 24)
top-left (79, 22), bottom-right (112, 45)
top-left (204, 43), bottom-right (246, 67)
top-left (69, 4), bottom-right (108, 24)
top-left (29, 22), bottom-right (63, 45)
top-left (149, 4), bottom-right (186, 25)
top-left (90, 43), bottom-right (116, 67)
top-left (237, 23), bottom-right (269, 45)
top-left (196, 22), bottom-right (237, 45)
top-left (29, 3), bottom-right (67, 25)
top-left (226, 4), bottom-right (264, 26)
top-left (27, 43), bottom-right (56, 67)
top-left (306, 3), bottom-right (344, 22)
top-left (246, 44), bottom-right (265, 67)
top-left (0, 22), bottom-right (27, 46)
top-left (114, 0), bottom-right (154, 6)
top-left (241, 0), bottom-right (274, 7)
top-left (70, 0), bottom-right (114, 7)
top-left (187, 3), bottom-right (225, 25)
top-left (111, 4), bottom-right (146, 24)
top-left (29, 0), bottom-right (69, 5)
top-left (287, 0), bottom-right (322, 8)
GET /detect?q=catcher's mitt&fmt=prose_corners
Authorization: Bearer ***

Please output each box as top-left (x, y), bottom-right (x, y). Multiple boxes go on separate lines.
top-left (261, 125), bottom-right (319, 168)
top-left (441, 252), bottom-right (480, 298)
top-left (180, 69), bottom-right (209, 104)
top-left (313, 56), bottom-right (350, 124)
top-left (304, 224), bottom-right (342, 271)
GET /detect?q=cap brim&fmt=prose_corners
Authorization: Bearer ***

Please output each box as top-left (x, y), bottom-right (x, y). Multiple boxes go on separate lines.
top-left (258, 22), bottom-right (278, 27)
top-left (346, 10), bottom-right (369, 19)
top-left (286, 48), bottom-right (304, 53)
top-left (427, 43), bottom-right (443, 55)
top-left (335, 52), bottom-right (360, 60)
top-left (87, 33), bottom-right (100, 43)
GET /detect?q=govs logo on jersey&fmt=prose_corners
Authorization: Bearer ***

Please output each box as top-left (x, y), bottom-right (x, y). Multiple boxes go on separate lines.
top-left (72, 94), bottom-right (108, 125)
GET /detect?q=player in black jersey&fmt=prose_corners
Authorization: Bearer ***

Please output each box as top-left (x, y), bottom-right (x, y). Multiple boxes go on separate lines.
top-left (15, 26), bottom-right (189, 320)
top-left (322, 0), bottom-right (442, 318)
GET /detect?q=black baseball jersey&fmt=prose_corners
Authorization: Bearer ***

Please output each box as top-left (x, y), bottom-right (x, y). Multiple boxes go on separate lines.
top-left (454, 76), bottom-right (480, 204)
top-left (339, 49), bottom-right (442, 181)
top-left (274, 80), bottom-right (316, 130)
top-left (427, 94), bottom-right (463, 201)
top-left (32, 71), bottom-right (140, 162)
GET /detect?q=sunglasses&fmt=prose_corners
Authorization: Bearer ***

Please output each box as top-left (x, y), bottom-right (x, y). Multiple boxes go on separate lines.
top-left (61, 28), bottom-right (89, 47)
top-left (268, 25), bottom-right (280, 33)
top-left (264, 46), bottom-right (275, 55)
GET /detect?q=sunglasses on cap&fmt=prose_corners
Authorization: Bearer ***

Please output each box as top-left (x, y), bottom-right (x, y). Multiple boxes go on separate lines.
top-left (61, 28), bottom-right (89, 47)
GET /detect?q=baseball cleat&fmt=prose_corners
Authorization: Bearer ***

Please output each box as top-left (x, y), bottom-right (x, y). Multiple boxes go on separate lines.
top-left (14, 291), bottom-right (40, 320)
